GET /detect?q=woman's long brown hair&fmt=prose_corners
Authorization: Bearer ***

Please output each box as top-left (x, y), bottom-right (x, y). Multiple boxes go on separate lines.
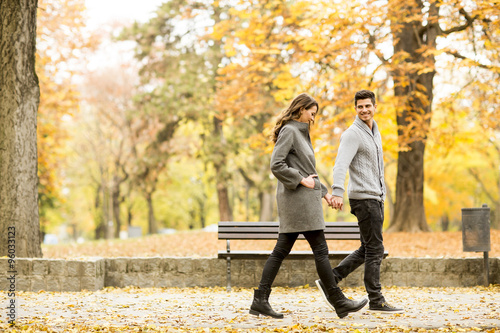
top-left (271, 93), bottom-right (319, 143)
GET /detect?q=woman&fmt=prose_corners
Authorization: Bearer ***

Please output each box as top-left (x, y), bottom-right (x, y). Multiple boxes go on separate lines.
top-left (249, 93), bottom-right (367, 319)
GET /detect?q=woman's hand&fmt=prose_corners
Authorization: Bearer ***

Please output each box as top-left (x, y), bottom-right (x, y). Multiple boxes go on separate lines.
top-left (323, 193), bottom-right (333, 206)
top-left (300, 174), bottom-right (318, 189)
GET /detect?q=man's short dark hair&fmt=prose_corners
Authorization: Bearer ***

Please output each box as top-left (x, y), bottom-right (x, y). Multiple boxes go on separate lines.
top-left (355, 90), bottom-right (376, 106)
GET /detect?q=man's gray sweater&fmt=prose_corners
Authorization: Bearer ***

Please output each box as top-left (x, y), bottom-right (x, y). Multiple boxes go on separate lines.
top-left (332, 115), bottom-right (386, 202)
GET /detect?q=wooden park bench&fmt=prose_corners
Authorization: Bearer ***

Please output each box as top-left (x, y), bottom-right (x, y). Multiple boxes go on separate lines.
top-left (218, 221), bottom-right (389, 291)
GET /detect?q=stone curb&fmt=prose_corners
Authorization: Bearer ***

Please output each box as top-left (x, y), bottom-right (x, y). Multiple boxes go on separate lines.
top-left (0, 257), bottom-right (498, 292)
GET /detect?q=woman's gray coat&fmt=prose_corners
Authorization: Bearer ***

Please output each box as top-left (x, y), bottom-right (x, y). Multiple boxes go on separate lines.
top-left (270, 120), bottom-right (328, 233)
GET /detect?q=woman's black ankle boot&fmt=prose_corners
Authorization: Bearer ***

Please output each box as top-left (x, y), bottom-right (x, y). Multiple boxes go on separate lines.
top-left (329, 287), bottom-right (367, 318)
top-left (249, 289), bottom-right (284, 318)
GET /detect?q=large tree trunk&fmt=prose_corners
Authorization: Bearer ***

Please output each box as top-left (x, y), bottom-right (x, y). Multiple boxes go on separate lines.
top-left (389, 142), bottom-right (430, 232)
top-left (387, 0), bottom-right (437, 232)
top-left (0, 0), bottom-right (42, 258)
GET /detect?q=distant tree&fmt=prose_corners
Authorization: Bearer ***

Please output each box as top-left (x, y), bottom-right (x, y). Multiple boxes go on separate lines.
top-left (80, 66), bottom-right (139, 238)
top-left (121, 0), bottom-right (235, 222)
top-left (0, 0), bottom-right (42, 257)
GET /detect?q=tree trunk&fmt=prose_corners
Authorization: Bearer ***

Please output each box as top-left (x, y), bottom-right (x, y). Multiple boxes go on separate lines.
top-left (259, 191), bottom-right (274, 221)
top-left (94, 184), bottom-right (105, 239)
top-left (195, 194), bottom-right (207, 228)
top-left (111, 183), bottom-right (122, 238)
top-left (384, 179), bottom-right (394, 224)
top-left (441, 213), bottom-right (449, 231)
top-left (127, 205), bottom-right (133, 227)
top-left (216, 183), bottom-right (233, 221)
top-left (389, 142), bottom-right (430, 232)
top-left (146, 191), bottom-right (158, 234)
top-left (387, 0), bottom-right (437, 232)
top-left (495, 168), bottom-right (500, 229)
top-left (0, 0), bottom-right (42, 258)
top-left (212, 116), bottom-right (233, 221)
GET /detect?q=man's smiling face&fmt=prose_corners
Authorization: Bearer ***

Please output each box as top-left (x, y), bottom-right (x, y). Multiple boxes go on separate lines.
top-left (355, 98), bottom-right (376, 126)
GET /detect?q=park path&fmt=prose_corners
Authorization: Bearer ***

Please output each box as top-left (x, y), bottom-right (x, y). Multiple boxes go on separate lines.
top-left (2, 285), bottom-right (499, 332)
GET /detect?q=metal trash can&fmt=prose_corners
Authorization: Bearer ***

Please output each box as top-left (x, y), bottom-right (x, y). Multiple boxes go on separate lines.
top-left (462, 204), bottom-right (491, 286)
top-left (462, 204), bottom-right (491, 252)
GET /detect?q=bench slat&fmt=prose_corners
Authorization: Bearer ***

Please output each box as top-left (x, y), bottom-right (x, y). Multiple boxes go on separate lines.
top-left (218, 250), bottom-right (388, 260)
top-left (218, 233), bottom-right (361, 240)
top-left (218, 227), bottom-right (360, 234)
top-left (218, 250), bottom-right (353, 260)
top-left (218, 221), bottom-right (359, 227)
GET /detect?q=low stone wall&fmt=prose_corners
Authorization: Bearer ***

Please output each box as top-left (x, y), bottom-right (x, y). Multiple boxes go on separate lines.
top-left (0, 257), bottom-right (105, 292)
top-left (0, 257), bottom-right (498, 292)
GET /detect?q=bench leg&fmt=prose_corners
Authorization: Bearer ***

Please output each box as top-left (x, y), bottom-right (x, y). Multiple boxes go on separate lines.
top-left (226, 257), bottom-right (231, 292)
top-left (484, 251), bottom-right (490, 286)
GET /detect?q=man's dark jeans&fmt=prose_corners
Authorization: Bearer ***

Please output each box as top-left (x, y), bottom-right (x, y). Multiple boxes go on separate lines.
top-left (333, 199), bottom-right (385, 304)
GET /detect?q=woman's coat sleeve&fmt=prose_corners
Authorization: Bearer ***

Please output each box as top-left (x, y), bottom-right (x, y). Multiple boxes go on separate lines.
top-left (270, 127), bottom-right (304, 190)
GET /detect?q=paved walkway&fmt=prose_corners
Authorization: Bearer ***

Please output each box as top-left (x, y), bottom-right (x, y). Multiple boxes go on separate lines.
top-left (2, 285), bottom-right (499, 331)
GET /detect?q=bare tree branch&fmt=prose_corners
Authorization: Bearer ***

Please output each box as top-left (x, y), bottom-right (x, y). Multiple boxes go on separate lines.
top-left (468, 168), bottom-right (496, 203)
top-left (441, 8), bottom-right (478, 35)
top-left (368, 31), bottom-right (390, 65)
top-left (444, 49), bottom-right (500, 71)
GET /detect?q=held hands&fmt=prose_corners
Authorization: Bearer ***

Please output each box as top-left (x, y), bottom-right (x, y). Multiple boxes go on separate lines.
top-left (301, 175), bottom-right (343, 210)
top-left (300, 174), bottom-right (318, 189)
top-left (324, 194), bottom-right (343, 211)
top-left (330, 196), bottom-right (343, 210)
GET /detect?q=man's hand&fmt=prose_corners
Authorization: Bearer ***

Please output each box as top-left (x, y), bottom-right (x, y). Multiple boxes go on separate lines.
top-left (300, 174), bottom-right (318, 189)
top-left (331, 196), bottom-right (343, 210)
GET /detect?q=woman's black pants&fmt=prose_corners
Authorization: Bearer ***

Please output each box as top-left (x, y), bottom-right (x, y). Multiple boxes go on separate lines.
top-left (257, 229), bottom-right (337, 294)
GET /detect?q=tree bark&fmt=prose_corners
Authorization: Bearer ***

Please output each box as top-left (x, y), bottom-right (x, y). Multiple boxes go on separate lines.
top-left (389, 142), bottom-right (430, 232)
top-left (387, 0), bottom-right (437, 232)
top-left (0, 0), bottom-right (42, 257)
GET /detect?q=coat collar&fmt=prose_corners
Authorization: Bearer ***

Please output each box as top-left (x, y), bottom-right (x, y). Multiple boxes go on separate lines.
top-left (353, 115), bottom-right (378, 137)
top-left (288, 120), bottom-right (310, 133)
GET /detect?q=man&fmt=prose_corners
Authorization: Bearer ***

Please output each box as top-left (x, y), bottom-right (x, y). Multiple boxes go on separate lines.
top-left (317, 90), bottom-right (403, 313)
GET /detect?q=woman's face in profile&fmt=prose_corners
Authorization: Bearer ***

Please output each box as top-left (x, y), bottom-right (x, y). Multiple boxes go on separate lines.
top-left (297, 105), bottom-right (317, 124)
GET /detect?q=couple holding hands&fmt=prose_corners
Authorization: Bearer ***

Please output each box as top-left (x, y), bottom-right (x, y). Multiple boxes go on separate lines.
top-left (249, 90), bottom-right (403, 319)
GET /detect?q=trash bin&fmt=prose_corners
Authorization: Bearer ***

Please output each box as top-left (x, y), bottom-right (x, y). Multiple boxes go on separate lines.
top-left (462, 204), bottom-right (491, 286)
top-left (462, 204), bottom-right (491, 252)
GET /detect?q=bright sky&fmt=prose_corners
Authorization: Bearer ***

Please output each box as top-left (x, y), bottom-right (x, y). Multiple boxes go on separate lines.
top-left (83, 0), bottom-right (165, 71)
top-left (85, 0), bottom-right (165, 29)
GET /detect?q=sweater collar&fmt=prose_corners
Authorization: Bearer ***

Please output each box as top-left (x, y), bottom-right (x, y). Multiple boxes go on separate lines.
top-left (354, 115), bottom-right (378, 136)
top-left (289, 120), bottom-right (310, 133)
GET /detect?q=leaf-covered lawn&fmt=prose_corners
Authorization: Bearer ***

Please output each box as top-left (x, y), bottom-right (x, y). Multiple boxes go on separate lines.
top-left (41, 230), bottom-right (500, 259)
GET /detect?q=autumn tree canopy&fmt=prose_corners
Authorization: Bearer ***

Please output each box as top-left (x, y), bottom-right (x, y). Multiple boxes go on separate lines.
top-left (22, 0), bottom-right (500, 241)
top-left (211, 0), bottom-right (500, 232)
